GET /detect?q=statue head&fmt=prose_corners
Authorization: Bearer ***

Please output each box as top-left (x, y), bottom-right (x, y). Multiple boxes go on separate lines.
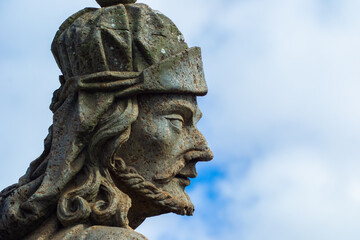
top-left (0, 1), bottom-right (213, 239)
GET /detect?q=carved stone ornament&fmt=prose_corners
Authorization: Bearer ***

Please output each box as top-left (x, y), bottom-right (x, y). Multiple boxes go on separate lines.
top-left (0, 0), bottom-right (213, 239)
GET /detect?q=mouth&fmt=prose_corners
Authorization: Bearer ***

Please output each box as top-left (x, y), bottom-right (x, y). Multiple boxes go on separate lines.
top-left (153, 149), bottom-right (208, 184)
top-left (174, 174), bottom-right (191, 186)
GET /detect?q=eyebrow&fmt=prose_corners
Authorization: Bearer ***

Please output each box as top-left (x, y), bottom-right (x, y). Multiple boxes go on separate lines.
top-left (158, 101), bottom-right (202, 122)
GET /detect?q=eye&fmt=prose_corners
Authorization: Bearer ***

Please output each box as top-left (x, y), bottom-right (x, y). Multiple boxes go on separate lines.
top-left (165, 114), bottom-right (184, 130)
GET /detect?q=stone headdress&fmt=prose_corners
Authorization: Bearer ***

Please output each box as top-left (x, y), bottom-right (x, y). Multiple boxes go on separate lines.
top-left (0, 1), bottom-right (207, 239)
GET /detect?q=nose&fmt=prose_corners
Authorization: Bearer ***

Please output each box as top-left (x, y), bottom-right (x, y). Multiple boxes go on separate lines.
top-left (201, 146), bottom-right (214, 162)
top-left (186, 127), bottom-right (213, 162)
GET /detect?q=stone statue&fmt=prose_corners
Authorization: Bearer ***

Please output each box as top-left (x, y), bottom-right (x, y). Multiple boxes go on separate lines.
top-left (0, 0), bottom-right (213, 239)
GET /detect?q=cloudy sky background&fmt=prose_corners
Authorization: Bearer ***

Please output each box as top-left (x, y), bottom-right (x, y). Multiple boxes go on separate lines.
top-left (1, 0), bottom-right (360, 239)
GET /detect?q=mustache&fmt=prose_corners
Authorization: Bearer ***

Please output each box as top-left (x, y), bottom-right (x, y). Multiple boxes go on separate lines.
top-left (152, 158), bottom-right (185, 184)
top-left (152, 150), bottom-right (211, 184)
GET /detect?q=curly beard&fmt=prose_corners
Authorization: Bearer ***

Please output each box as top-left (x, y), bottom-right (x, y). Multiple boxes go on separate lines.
top-left (109, 156), bottom-right (195, 217)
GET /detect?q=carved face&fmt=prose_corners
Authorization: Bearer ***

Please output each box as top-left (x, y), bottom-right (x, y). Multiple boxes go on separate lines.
top-left (116, 94), bottom-right (213, 216)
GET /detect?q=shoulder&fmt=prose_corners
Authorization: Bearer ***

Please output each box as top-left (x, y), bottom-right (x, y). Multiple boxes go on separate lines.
top-left (51, 224), bottom-right (148, 240)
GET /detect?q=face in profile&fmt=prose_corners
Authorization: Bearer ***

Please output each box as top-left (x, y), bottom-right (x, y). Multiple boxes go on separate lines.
top-left (116, 93), bottom-right (213, 217)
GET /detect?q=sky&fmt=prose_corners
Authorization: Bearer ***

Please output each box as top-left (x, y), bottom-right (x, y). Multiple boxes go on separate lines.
top-left (1, 0), bottom-right (360, 239)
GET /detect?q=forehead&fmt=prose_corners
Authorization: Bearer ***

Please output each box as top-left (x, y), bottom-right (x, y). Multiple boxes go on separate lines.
top-left (137, 94), bottom-right (201, 116)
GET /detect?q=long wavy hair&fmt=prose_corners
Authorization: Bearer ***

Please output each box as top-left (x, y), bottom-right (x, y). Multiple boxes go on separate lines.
top-left (56, 97), bottom-right (138, 228)
top-left (0, 94), bottom-right (138, 239)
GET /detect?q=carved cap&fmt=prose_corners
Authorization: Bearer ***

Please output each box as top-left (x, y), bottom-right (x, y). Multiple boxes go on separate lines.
top-left (96, 0), bottom-right (137, 7)
top-left (51, 3), bottom-right (208, 108)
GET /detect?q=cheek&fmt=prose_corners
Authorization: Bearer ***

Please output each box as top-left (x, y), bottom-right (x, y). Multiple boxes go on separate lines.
top-left (140, 117), bottom-right (180, 154)
top-left (126, 114), bottom-right (184, 180)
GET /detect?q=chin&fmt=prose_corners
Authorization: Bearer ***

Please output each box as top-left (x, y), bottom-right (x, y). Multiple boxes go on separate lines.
top-left (160, 179), bottom-right (195, 216)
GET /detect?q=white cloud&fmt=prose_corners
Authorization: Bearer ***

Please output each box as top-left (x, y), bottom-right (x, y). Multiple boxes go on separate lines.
top-left (218, 148), bottom-right (360, 240)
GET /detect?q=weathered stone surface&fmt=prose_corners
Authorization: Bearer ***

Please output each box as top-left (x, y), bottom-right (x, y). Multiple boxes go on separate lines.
top-left (0, 1), bottom-right (213, 239)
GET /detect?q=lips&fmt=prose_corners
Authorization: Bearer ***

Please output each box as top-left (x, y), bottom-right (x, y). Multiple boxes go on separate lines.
top-left (178, 161), bottom-right (197, 178)
top-left (175, 161), bottom-right (198, 186)
top-left (174, 173), bottom-right (191, 186)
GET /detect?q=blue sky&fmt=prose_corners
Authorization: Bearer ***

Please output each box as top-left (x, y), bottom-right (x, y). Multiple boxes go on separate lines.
top-left (1, 0), bottom-right (360, 239)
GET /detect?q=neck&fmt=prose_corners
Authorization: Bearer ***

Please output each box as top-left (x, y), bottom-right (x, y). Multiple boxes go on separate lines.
top-left (127, 197), bottom-right (169, 229)
top-left (127, 205), bottom-right (147, 229)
